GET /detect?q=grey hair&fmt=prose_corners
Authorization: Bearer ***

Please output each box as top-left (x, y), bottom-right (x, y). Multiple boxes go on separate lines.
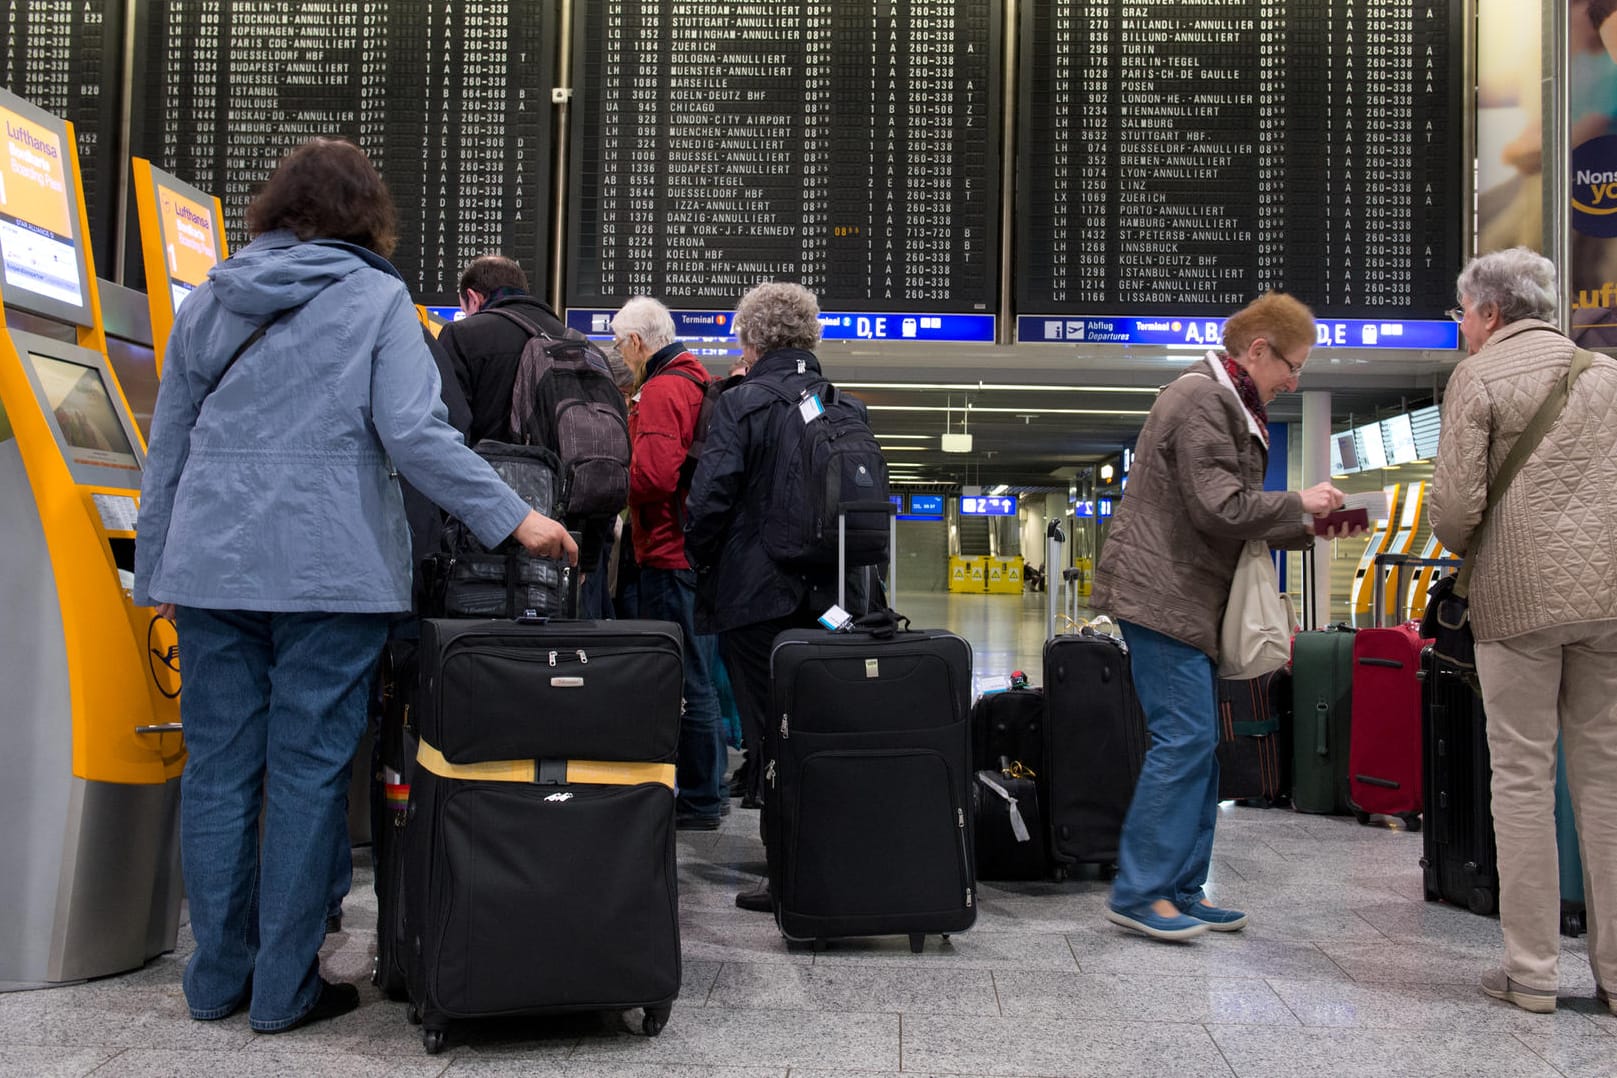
top-left (733, 281), bottom-right (821, 353)
top-left (1456, 247), bottom-right (1558, 324)
top-left (610, 296), bottom-right (677, 351)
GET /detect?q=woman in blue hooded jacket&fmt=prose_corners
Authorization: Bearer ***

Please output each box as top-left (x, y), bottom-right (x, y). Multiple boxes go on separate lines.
top-left (134, 139), bottom-right (575, 1033)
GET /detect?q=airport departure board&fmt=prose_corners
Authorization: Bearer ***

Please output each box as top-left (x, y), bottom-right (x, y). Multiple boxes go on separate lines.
top-left (132, 1), bottom-right (554, 303)
top-left (567, 0), bottom-right (1000, 314)
top-left (1017, 0), bottom-right (1462, 321)
top-left (2, 0), bottom-right (121, 272)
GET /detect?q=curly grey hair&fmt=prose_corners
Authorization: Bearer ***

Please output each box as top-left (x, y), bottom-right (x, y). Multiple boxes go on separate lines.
top-left (733, 282), bottom-right (821, 353)
top-left (1456, 247), bottom-right (1558, 324)
top-left (610, 296), bottom-right (677, 352)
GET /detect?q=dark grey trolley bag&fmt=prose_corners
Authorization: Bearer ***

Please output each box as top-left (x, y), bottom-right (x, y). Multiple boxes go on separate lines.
top-left (402, 617), bottom-right (684, 1053)
top-left (765, 501), bottom-right (976, 953)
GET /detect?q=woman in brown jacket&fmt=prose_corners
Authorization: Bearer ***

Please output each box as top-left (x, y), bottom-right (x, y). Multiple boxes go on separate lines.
top-left (1091, 292), bottom-right (1346, 941)
top-left (1430, 247), bottom-right (1617, 1016)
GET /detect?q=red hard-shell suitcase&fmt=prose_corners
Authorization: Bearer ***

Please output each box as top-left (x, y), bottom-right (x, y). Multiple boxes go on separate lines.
top-left (1347, 622), bottom-right (1428, 829)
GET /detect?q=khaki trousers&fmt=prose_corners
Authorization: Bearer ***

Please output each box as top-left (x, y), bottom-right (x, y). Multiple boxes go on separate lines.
top-left (1476, 619), bottom-right (1617, 993)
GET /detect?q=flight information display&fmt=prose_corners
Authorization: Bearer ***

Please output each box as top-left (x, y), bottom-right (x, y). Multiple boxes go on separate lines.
top-left (567, 0), bottom-right (1000, 316)
top-left (132, 1), bottom-right (554, 303)
top-left (1017, 1), bottom-right (1462, 323)
top-left (1, 0), bottom-right (121, 273)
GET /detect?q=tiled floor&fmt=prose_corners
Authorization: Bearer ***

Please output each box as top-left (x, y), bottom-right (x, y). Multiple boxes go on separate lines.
top-left (4, 594), bottom-right (1611, 1077)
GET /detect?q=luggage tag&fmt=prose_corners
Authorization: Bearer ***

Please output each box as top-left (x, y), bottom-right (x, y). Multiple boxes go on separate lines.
top-left (798, 392), bottom-right (825, 424)
top-left (818, 603), bottom-right (854, 631)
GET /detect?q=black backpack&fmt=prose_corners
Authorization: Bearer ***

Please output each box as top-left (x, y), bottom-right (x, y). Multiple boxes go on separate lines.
top-left (655, 367), bottom-right (742, 488)
top-left (490, 307), bottom-right (630, 519)
top-left (757, 378), bottom-right (890, 566)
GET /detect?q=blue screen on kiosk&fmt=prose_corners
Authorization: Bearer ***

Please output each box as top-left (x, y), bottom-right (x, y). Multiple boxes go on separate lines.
top-left (908, 494), bottom-right (944, 516)
top-left (959, 495), bottom-right (1016, 516)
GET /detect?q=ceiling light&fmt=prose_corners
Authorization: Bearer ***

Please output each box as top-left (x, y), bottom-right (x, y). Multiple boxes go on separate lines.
top-left (876, 434), bottom-right (933, 441)
top-left (840, 381), bottom-right (1159, 394)
top-left (941, 433), bottom-right (974, 453)
top-left (880, 446), bottom-right (929, 453)
top-left (868, 405), bottom-right (1153, 417)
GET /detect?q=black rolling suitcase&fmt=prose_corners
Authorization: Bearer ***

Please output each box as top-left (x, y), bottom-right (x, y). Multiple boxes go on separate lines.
top-left (1420, 646), bottom-right (1500, 916)
top-left (970, 677), bottom-right (1050, 880)
top-left (1042, 623), bottom-right (1149, 878)
top-left (765, 502), bottom-right (976, 952)
top-left (1216, 669), bottom-right (1290, 807)
top-left (402, 617), bottom-right (685, 1053)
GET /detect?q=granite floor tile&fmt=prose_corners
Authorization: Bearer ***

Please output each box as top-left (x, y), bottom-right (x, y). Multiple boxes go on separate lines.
top-left (237, 995), bottom-right (580, 1060)
top-left (706, 963), bottom-right (999, 1016)
top-left (994, 970), bottom-right (1296, 1025)
top-left (804, 932), bottom-right (1079, 972)
top-left (567, 1008), bottom-right (898, 1071)
top-left (1516, 1029), bottom-right (1617, 1076)
top-left (677, 918), bottom-right (812, 966)
top-left (0, 981), bottom-right (252, 1051)
top-left (1266, 976), bottom-right (1612, 1035)
top-left (91, 1048), bottom-right (454, 1077)
top-left (1318, 940), bottom-right (1600, 990)
top-left (1236, 906), bottom-right (1387, 945)
top-left (1348, 900), bottom-right (1507, 949)
top-left (0, 1044), bottom-right (116, 1078)
top-left (681, 960), bottom-right (723, 1003)
top-left (1066, 928), bottom-right (1350, 982)
top-left (444, 1063), bottom-right (781, 1078)
top-left (898, 1014), bottom-right (1232, 1077)
top-left (1208, 1026), bottom-right (1562, 1078)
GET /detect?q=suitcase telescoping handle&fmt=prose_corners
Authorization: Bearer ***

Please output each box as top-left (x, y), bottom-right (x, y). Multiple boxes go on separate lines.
top-left (1046, 519), bottom-right (1066, 641)
top-left (1371, 551), bottom-right (1455, 628)
top-left (837, 499), bottom-right (899, 614)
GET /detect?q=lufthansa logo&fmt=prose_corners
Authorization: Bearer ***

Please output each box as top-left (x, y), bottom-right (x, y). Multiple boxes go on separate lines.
top-left (147, 615), bottom-right (182, 699)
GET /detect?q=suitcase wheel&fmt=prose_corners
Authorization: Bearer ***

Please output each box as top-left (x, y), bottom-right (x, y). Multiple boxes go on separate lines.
top-left (422, 1028), bottom-right (447, 1054)
top-left (406, 1004), bottom-right (422, 1026)
top-left (1052, 866), bottom-right (1068, 883)
top-left (1468, 887), bottom-right (1497, 917)
top-left (641, 1004), bottom-right (671, 1037)
top-left (1352, 809), bottom-right (1372, 827)
top-left (1402, 814), bottom-right (1422, 833)
top-left (908, 933), bottom-right (925, 954)
top-left (1561, 909), bottom-right (1587, 938)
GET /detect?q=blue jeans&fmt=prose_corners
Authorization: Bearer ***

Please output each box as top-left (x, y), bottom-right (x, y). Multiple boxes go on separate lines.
top-left (638, 567), bottom-right (725, 818)
top-left (1110, 620), bottom-right (1221, 913)
top-left (176, 607), bottom-right (388, 1030)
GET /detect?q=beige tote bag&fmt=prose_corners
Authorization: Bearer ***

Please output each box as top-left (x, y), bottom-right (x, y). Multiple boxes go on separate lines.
top-left (1218, 540), bottom-right (1292, 679)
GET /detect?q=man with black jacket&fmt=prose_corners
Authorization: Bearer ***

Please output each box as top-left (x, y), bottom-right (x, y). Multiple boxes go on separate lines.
top-left (439, 256), bottom-right (630, 611)
top-left (684, 282), bottom-right (870, 910)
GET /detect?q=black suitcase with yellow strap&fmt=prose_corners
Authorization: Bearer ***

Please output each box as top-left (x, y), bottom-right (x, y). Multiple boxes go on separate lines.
top-left (402, 618), bottom-right (684, 1054)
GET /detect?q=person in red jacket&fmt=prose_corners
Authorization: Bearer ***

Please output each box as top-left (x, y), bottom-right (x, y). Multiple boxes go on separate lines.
top-left (612, 297), bottom-right (727, 829)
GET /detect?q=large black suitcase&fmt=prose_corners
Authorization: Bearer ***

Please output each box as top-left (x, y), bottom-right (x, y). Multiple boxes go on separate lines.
top-left (1042, 627), bottom-right (1149, 878)
top-left (403, 617), bottom-right (684, 1053)
top-left (1216, 669), bottom-right (1289, 807)
top-left (970, 682), bottom-right (1046, 776)
top-left (1420, 646), bottom-right (1499, 915)
top-left (766, 612), bottom-right (976, 952)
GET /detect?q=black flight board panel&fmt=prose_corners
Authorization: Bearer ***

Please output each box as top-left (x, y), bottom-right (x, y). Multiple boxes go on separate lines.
top-left (3, 0), bottom-right (122, 275)
top-left (1017, 0), bottom-right (1462, 320)
top-left (567, 0), bottom-right (1000, 313)
top-left (131, 1), bottom-right (554, 304)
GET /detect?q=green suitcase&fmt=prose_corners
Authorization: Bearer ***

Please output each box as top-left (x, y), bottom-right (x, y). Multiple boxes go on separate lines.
top-left (1289, 625), bottom-right (1356, 814)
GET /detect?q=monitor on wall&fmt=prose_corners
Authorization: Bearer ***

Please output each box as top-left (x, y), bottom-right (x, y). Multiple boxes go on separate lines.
top-left (146, 165), bottom-right (225, 315)
top-left (0, 89), bottom-right (93, 327)
top-left (1353, 422), bottom-right (1388, 471)
top-left (1381, 413), bottom-right (1418, 465)
top-left (959, 495), bottom-right (1016, 516)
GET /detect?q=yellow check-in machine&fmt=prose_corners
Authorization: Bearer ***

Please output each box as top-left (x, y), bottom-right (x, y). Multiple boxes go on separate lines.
top-left (1405, 534), bottom-right (1456, 621)
top-left (130, 158), bottom-right (226, 376)
top-left (1348, 484), bottom-right (1401, 626)
top-left (1377, 481), bottom-right (1426, 619)
top-left (0, 89), bottom-right (183, 988)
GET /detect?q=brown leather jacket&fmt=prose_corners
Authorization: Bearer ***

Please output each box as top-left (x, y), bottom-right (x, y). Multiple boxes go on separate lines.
top-left (1091, 355), bottom-right (1312, 658)
top-left (1428, 319), bottom-right (1617, 641)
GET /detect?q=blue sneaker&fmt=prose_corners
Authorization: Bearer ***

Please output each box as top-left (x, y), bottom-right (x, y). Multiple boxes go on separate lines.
top-left (1178, 900), bottom-right (1248, 932)
top-left (1104, 903), bottom-right (1210, 941)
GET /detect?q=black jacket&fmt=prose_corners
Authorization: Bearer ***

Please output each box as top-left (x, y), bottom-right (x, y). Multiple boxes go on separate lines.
top-left (684, 347), bottom-right (870, 634)
top-left (401, 327), bottom-right (472, 614)
top-left (437, 293), bottom-right (571, 446)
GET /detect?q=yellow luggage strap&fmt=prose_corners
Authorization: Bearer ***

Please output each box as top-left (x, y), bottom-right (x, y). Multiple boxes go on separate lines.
top-left (415, 740), bottom-right (675, 790)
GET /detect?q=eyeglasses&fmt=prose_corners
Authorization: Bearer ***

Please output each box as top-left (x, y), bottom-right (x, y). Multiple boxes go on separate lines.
top-left (1446, 307), bottom-right (1465, 323)
top-left (1268, 341), bottom-right (1304, 377)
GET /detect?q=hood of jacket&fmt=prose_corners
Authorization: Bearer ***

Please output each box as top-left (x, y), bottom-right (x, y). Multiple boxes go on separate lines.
top-left (207, 230), bottom-right (401, 320)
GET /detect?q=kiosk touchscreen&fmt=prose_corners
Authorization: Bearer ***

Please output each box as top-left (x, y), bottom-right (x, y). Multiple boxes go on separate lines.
top-left (0, 88), bottom-right (182, 989)
top-left (131, 159), bottom-right (226, 374)
top-left (1348, 484), bottom-right (1401, 625)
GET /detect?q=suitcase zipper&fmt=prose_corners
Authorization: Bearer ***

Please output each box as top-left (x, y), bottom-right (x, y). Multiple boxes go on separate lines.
top-left (547, 649), bottom-right (589, 667)
top-left (780, 713), bottom-right (789, 739)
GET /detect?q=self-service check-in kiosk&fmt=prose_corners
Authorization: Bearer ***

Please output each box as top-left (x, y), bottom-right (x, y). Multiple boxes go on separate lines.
top-left (1348, 484), bottom-right (1401, 626)
top-left (130, 158), bottom-right (226, 376)
top-left (1377, 481), bottom-right (1425, 620)
top-left (0, 89), bottom-right (184, 988)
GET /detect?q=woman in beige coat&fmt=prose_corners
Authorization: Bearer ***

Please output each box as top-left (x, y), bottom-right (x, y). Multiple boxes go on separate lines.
top-left (1430, 247), bottom-right (1617, 1016)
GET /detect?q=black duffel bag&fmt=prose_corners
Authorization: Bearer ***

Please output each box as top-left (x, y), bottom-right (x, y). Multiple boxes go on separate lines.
top-left (424, 441), bottom-right (577, 619)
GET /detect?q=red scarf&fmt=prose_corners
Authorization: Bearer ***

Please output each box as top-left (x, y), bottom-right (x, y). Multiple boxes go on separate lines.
top-left (1221, 354), bottom-right (1268, 433)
